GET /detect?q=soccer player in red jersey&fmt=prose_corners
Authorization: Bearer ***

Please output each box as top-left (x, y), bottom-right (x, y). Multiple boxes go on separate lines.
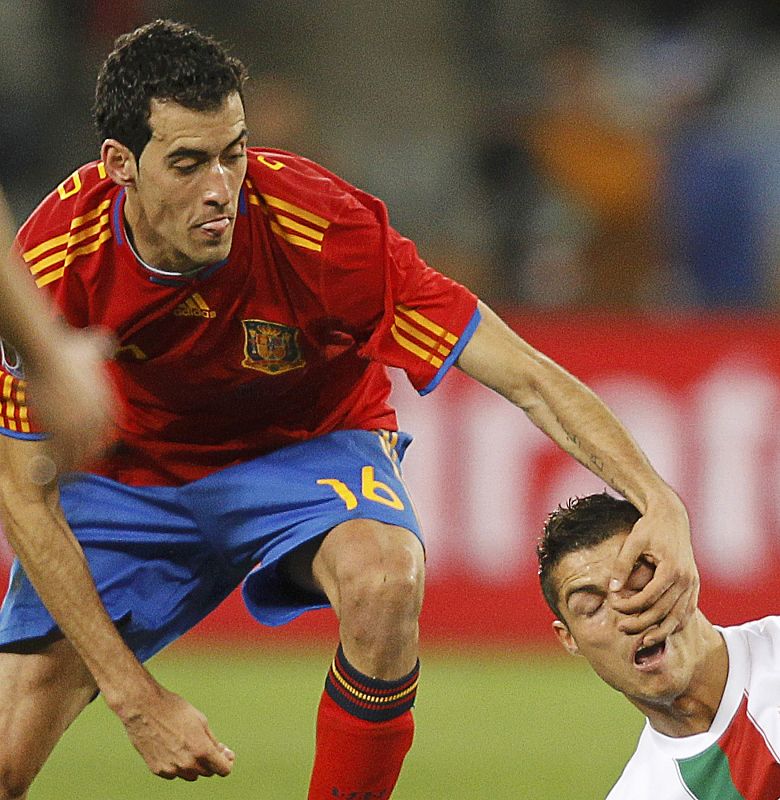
top-left (0, 187), bottom-right (114, 476)
top-left (0, 20), bottom-right (696, 798)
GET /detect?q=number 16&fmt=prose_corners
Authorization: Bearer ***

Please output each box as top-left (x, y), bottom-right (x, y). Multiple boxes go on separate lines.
top-left (318, 466), bottom-right (405, 511)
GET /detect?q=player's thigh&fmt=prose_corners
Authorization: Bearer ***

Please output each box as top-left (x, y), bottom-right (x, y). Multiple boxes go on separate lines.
top-left (0, 638), bottom-right (97, 781)
top-left (301, 519), bottom-right (425, 618)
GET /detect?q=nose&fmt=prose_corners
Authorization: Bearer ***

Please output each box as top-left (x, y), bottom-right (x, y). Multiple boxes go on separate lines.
top-left (204, 162), bottom-right (231, 207)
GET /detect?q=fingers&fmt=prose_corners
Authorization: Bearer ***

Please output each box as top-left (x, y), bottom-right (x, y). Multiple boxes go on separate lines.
top-left (124, 691), bottom-right (235, 783)
top-left (610, 564), bottom-right (672, 617)
top-left (82, 326), bottom-right (118, 360)
top-left (24, 325), bottom-right (118, 474)
top-left (200, 743), bottom-right (235, 778)
top-left (612, 575), bottom-right (676, 634)
top-left (152, 743), bottom-right (235, 781)
top-left (608, 531), bottom-right (645, 593)
top-left (611, 571), bottom-right (698, 646)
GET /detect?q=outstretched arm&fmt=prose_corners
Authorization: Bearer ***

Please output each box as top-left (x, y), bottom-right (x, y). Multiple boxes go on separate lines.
top-left (457, 302), bottom-right (698, 645)
top-left (0, 188), bottom-right (115, 473)
top-left (0, 435), bottom-right (235, 779)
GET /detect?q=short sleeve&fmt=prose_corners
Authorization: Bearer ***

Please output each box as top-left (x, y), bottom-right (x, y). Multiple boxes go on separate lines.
top-left (0, 343), bottom-right (43, 439)
top-left (318, 190), bottom-right (479, 395)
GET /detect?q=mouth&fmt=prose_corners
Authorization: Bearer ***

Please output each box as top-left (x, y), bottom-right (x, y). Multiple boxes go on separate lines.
top-left (633, 638), bottom-right (668, 671)
top-left (195, 216), bottom-right (233, 237)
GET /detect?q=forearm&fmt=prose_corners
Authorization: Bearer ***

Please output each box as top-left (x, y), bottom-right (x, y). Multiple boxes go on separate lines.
top-left (458, 302), bottom-right (681, 514)
top-left (517, 355), bottom-right (677, 513)
top-left (0, 462), bottom-right (155, 711)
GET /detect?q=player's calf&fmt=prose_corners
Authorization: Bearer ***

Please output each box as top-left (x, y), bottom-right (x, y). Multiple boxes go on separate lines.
top-left (313, 519), bottom-right (424, 678)
top-left (307, 520), bottom-right (423, 799)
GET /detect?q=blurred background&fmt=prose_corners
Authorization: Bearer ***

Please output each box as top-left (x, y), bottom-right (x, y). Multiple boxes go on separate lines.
top-left (2, 0), bottom-right (780, 797)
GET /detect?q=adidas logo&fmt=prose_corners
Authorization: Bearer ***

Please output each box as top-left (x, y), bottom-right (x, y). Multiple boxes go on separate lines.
top-left (174, 293), bottom-right (216, 319)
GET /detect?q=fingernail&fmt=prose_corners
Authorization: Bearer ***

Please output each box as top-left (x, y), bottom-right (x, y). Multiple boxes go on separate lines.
top-left (609, 579), bottom-right (621, 592)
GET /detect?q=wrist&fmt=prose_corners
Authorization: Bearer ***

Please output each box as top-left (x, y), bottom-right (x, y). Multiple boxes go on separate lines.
top-left (100, 665), bottom-right (160, 718)
top-left (642, 485), bottom-right (689, 523)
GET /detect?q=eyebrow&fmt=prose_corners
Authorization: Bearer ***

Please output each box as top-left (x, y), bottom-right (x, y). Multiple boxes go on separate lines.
top-left (166, 129), bottom-right (249, 162)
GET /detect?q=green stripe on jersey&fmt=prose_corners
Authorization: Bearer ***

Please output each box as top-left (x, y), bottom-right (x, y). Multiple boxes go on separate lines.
top-left (678, 744), bottom-right (745, 800)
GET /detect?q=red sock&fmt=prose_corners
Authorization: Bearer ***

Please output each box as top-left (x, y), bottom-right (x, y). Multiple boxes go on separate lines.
top-left (307, 645), bottom-right (419, 800)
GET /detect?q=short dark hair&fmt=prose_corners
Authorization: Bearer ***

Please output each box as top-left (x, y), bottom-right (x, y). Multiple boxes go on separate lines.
top-left (94, 19), bottom-right (248, 162)
top-left (537, 493), bottom-right (641, 620)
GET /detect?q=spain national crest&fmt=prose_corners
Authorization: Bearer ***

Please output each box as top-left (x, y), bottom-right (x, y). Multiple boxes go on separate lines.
top-left (241, 319), bottom-right (306, 374)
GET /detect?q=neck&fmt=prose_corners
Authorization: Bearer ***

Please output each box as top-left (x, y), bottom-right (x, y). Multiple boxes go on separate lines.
top-left (635, 620), bottom-right (728, 737)
top-left (123, 192), bottom-right (198, 276)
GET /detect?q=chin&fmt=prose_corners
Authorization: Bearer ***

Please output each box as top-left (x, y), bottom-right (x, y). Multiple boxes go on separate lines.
top-left (633, 676), bottom-right (689, 707)
top-left (193, 242), bottom-right (231, 265)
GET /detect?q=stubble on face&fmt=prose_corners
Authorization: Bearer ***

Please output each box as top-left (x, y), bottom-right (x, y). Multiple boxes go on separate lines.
top-left (125, 92), bottom-right (248, 273)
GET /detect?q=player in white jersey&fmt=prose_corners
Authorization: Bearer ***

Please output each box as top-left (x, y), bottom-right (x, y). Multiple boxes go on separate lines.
top-left (537, 493), bottom-right (780, 800)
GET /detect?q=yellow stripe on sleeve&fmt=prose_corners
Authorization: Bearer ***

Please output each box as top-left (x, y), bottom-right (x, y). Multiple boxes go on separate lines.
top-left (390, 325), bottom-right (443, 368)
top-left (69, 199), bottom-right (112, 231)
top-left (273, 213), bottom-right (326, 242)
top-left (29, 215), bottom-right (110, 275)
top-left (35, 228), bottom-right (113, 287)
top-left (23, 200), bottom-right (112, 263)
top-left (269, 221), bottom-right (322, 252)
top-left (393, 314), bottom-right (452, 357)
top-left (23, 233), bottom-right (70, 263)
top-left (262, 194), bottom-right (331, 229)
top-left (396, 304), bottom-right (458, 345)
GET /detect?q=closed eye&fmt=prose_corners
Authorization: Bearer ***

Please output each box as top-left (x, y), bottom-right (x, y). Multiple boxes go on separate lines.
top-left (569, 591), bottom-right (605, 618)
top-left (172, 161), bottom-right (201, 175)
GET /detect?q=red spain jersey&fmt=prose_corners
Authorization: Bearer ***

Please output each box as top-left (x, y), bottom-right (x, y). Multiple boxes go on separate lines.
top-left (3, 149), bottom-right (479, 485)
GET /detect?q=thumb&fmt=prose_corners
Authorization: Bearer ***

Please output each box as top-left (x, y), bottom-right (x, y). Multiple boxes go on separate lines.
top-left (202, 720), bottom-right (235, 770)
top-left (609, 530), bottom-right (643, 592)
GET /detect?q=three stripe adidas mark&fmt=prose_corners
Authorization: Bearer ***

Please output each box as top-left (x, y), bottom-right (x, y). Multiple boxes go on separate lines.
top-left (174, 292), bottom-right (216, 319)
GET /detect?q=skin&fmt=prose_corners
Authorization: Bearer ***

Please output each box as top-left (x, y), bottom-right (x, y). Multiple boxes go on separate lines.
top-left (0, 91), bottom-right (697, 794)
top-left (457, 302), bottom-right (698, 649)
top-left (0, 188), bottom-right (115, 475)
top-left (103, 93), bottom-right (249, 272)
top-left (550, 531), bottom-right (727, 737)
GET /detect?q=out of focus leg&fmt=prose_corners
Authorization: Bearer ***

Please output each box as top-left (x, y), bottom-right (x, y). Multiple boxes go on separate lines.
top-left (0, 638), bottom-right (97, 799)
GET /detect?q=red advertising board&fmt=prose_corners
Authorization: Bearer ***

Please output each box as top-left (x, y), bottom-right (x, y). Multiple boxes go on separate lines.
top-left (3, 310), bottom-right (780, 647)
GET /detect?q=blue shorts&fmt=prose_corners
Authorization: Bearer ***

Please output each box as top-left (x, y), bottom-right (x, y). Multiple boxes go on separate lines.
top-left (0, 430), bottom-right (421, 662)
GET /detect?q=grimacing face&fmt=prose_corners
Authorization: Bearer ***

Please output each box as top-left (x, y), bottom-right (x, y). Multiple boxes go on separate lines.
top-left (103, 91), bottom-right (248, 273)
top-left (551, 533), bottom-right (701, 707)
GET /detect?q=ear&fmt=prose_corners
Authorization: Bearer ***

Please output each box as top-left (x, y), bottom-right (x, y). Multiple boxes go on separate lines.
top-left (101, 139), bottom-right (137, 187)
top-left (552, 619), bottom-right (580, 656)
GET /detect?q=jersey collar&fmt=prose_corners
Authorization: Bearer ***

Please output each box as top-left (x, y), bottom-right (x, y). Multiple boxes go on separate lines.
top-left (111, 187), bottom-right (231, 286)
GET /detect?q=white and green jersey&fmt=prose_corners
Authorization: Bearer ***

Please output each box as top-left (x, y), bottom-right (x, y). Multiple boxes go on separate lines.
top-left (607, 617), bottom-right (780, 800)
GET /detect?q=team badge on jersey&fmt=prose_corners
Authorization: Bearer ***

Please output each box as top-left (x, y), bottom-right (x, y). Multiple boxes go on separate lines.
top-left (241, 320), bottom-right (306, 374)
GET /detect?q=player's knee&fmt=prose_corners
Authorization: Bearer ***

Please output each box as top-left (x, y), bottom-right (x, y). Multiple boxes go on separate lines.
top-left (337, 540), bottom-right (424, 636)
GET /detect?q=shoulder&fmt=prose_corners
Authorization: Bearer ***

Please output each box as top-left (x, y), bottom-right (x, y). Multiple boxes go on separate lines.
top-left (723, 616), bottom-right (780, 663)
top-left (245, 148), bottom-right (384, 231)
top-left (16, 161), bottom-right (119, 262)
